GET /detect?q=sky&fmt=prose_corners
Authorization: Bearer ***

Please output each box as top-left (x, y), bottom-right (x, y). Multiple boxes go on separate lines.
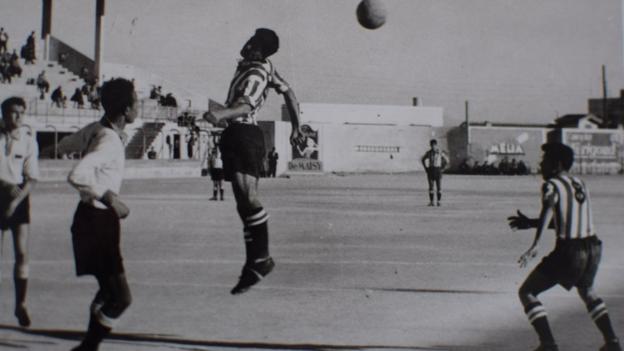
top-left (1, 0), bottom-right (623, 126)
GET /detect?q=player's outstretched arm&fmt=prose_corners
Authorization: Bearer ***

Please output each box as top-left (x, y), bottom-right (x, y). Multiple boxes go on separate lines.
top-left (508, 209), bottom-right (555, 230)
top-left (283, 89), bottom-right (304, 146)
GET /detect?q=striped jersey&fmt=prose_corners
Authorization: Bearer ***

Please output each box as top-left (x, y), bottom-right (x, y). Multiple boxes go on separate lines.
top-left (542, 175), bottom-right (595, 240)
top-left (225, 58), bottom-right (290, 125)
top-left (422, 149), bottom-right (449, 169)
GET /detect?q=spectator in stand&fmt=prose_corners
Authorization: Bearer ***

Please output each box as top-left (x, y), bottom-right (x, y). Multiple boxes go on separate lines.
top-left (0, 57), bottom-right (9, 83)
top-left (8, 54), bottom-right (21, 79)
top-left (23, 31), bottom-right (36, 65)
top-left (58, 52), bottom-right (68, 65)
top-left (509, 158), bottom-right (518, 175)
top-left (147, 147), bottom-right (157, 160)
top-left (0, 28), bottom-right (8, 55)
top-left (517, 160), bottom-right (529, 175)
top-left (51, 86), bottom-right (66, 108)
top-left (70, 88), bottom-right (84, 109)
top-left (9, 49), bottom-right (18, 63)
top-left (498, 156), bottom-right (510, 175)
top-left (36, 71), bottom-right (50, 99)
top-left (160, 93), bottom-right (177, 107)
top-left (86, 79), bottom-right (101, 110)
top-left (149, 85), bottom-right (161, 100)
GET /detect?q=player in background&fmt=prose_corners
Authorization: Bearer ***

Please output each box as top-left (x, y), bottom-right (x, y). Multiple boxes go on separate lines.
top-left (66, 78), bottom-right (137, 351)
top-left (509, 142), bottom-right (621, 351)
top-left (204, 28), bottom-right (304, 294)
top-left (421, 139), bottom-right (449, 206)
top-left (0, 97), bottom-right (39, 327)
top-left (209, 147), bottom-right (225, 201)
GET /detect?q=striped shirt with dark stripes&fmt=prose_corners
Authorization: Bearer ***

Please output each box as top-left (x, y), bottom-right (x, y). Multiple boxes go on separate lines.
top-left (225, 59), bottom-right (289, 125)
top-left (542, 175), bottom-right (595, 240)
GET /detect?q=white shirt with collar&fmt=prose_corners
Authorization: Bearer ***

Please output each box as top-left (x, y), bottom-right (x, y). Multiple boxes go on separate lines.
top-left (0, 124), bottom-right (40, 185)
top-left (67, 118), bottom-right (127, 209)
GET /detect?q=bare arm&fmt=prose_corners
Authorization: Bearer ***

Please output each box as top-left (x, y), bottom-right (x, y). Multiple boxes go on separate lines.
top-left (283, 89), bottom-right (304, 146)
top-left (518, 197), bottom-right (554, 267)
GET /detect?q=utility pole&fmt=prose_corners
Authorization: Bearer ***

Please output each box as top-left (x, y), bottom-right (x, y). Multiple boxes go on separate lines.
top-left (41, 0), bottom-right (52, 60)
top-left (94, 0), bottom-right (105, 83)
top-left (602, 65), bottom-right (608, 127)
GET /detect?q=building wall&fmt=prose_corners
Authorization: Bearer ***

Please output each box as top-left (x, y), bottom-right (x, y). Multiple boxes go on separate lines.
top-left (466, 126), bottom-right (548, 172)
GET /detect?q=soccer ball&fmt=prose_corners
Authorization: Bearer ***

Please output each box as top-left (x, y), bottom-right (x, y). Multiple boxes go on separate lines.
top-left (356, 0), bottom-right (387, 30)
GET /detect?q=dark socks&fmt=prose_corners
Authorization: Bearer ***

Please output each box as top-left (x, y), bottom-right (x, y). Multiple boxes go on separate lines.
top-left (587, 299), bottom-right (618, 342)
top-left (525, 302), bottom-right (556, 345)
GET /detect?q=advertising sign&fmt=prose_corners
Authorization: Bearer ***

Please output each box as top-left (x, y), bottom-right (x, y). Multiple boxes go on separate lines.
top-left (288, 124), bottom-right (323, 172)
top-left (563, 130), bottom-right (623, 174)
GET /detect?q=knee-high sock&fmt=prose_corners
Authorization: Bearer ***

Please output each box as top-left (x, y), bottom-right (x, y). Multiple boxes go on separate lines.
top-left (14, 277), bottom-right (28, 307)
top-left (81, 312), bottom-right (112, 349)
top-left (587, 298), bottom-right (618, 342)
top-left (525, 301), bottom-right (555, 345)
top-left (243, 208), bottom-right (269, 264)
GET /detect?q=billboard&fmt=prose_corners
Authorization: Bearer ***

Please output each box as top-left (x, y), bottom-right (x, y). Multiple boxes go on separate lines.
top-left (468, 126), bottom-right (547, 171)
top-left (562, 129), bottom-right (623, 175)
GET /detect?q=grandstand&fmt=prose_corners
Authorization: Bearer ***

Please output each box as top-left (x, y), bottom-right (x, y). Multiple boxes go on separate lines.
top-left (0, 28), bottom-right (217, 163)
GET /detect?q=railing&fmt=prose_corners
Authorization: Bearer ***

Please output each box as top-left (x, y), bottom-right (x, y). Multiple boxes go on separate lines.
top-left (25, 98), bottom-right (208, 124)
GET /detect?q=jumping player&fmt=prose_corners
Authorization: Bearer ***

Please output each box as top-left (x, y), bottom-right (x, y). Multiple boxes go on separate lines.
top-left (509, 142), bottom-right (621, 351)
top-left (421, 139), bottom-right (449, 206)
top-left (0, 97), bottom-right (39, 327)
top-left (67, 78), bottom-right (137, 351)
top-left (204, 28), bottom-right (304, 294)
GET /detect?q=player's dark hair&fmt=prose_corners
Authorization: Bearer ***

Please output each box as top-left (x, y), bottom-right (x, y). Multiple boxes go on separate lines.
top-left (542, 142), bottom-right (574, 171)
top-left (253, 28), bottom-right (279, 58)
top-left (1, 96), bottom-right (26, 118)
top-left (100, 78), bottom-right (135, 117)
top-left (430, 139), bottom-right (438, 146)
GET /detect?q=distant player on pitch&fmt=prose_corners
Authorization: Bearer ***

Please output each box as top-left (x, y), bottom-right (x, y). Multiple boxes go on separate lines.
top-left (204, 28), bottom-right (304, 294)
top-left (421, 139), bottom-right (449, 206)
top-left (0, 97), bottom-right (39, 327)
top-left (66, 78), bottom-right (137, 351)
top-left (509, 142), bottom-right (621, 351)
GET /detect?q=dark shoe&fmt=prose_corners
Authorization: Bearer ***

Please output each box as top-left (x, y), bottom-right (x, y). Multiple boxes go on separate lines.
top-left (15, 305), bottom-right (31, 327)
top-left (601, 340), bottom-right (622, 351)
top-left (71, 342), bottom-right (99, 351)
top-left (231, 257), bottom-right (275, 295)
top-left (428, 202), bottom-right (434, 207)
top-left (209, 197), bottom-right (217, 201)
top-left (534, 343), bottom-right (559, 351)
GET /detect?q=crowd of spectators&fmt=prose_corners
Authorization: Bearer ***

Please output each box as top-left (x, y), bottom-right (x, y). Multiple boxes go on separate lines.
top-left (458, 156), bottom-right (530, 175)
top-left (150, 85), bottom-right (178, 107)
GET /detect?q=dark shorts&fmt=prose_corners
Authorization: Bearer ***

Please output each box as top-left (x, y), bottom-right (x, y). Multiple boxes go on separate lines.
top-left (0, 192), bottom-right (30, 231)
top-left (536, 236), bottom-right (602, 290)
top-left (210, 168), bottom-right (224, 181)
top-left (219, 123), bottom-right (266, 182)
top-left (427, 168), bottom-right (442, 181)
top-left (71, 202), bottom-right (124, 277)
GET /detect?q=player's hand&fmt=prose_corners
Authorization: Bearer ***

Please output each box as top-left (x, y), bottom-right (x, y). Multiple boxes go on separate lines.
top-left (100, 190), bottom-right (130, 219)
top-left (518, 247), bottom-right (538, 268)
top-left (9, 185), bottom-right (22, 199)
top-left (508, 210), bottom-right (532, 230)
top-left (4, 201), bottom-right (18, 219)
top-left (290, 127), bottom-right (305, 146)
top-left (203, 111), bottom-right (219, 125)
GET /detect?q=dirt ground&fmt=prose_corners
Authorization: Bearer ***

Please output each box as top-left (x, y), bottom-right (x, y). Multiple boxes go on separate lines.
top-left (0, 174), bottom-right (622, 351)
